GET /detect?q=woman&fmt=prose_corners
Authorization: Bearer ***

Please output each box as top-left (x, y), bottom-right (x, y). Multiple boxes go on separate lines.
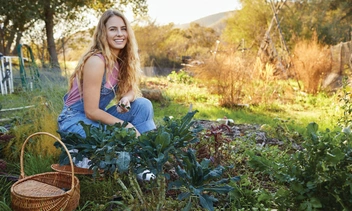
top-left (58, 9), bottom-right (156, 141)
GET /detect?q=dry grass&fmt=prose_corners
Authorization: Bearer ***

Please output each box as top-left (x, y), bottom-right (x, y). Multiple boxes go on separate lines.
top-left (193, 51), bottom-right (255, 107)
top-left (3, 96), bottom-right (61, 160)
top-left (291, 37), bottom-right (331, 94)
top-left (192, 51), bottom-right (297, 107)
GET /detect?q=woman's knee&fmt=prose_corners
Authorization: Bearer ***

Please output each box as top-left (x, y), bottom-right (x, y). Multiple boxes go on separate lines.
top-left (133, 98), bottom-right (153, 112)
top-left (134, 97), bottom-right (152, 106)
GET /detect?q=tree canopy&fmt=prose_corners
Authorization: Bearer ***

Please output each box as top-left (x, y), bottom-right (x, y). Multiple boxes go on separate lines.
top-left (1, 0), bottom-right (351, 73)
top-left (0, 0), bottom-right (148, 71)
top-left (222, 0), bottom-right (352, 53)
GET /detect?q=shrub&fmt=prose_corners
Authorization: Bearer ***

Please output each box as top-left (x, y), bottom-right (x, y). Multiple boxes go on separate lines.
top-left (291, 36), bottom-right (331, 94)
top-left (193, 51), bottom-right (254, 107)
top-left (3, 96), bottom-right (61, 161)
top-left (248, 122), bottom-right (352, 210)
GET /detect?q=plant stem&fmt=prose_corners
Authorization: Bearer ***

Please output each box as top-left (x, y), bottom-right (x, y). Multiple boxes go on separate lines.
top-left (114, 172), bottom-right (134, 203)
top-left (129, 173), bottom-right (145, 205)
top-left (156, 176), bottom-right (166, 211)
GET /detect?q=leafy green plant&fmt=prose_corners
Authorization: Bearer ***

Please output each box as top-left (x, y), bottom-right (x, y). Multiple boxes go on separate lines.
top-left (167, 70), bottom-right (194, 84)
top-left (248, 122), bottom-right (352, 210)
top-left (56, 111), bottom-right (201, 209)
top-left (56, 121), bottom-right (138, 174)
top-left (134, 111), bottom-right (202, 210)
top-left (169, 148), bottom-right (240, 211)
top-left (55, 110), bottom-right (240, 210)
top-left (338, 76), bottom-right (352, 129)
top-left (56, 121), bottom-right (141, 205)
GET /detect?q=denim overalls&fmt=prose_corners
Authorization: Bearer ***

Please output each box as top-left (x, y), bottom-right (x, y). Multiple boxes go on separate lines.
top-left (57, 73), bottom-right (156, 138)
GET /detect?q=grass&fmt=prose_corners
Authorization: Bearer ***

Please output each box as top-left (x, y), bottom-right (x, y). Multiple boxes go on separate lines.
top-left (0, 69), bottom-right (346, 210)
top-left (148, 76), bottom-right (341, 134)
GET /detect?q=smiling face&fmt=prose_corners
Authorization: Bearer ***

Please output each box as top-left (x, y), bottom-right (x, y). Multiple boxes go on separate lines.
top-left (105, 15), bottom-right (128, 55)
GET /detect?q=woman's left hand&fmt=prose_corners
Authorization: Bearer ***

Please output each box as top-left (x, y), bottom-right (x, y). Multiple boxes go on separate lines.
top-left (117, 97), bottom-right (131, 113)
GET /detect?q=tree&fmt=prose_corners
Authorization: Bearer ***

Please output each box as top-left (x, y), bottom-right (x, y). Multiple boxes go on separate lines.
top-left (37, 0), bottom-right (148, 71)
top-left (280, 0), bottom-right (352, 45)
top-left (221, 0), bottom-right (272, 51)
top-left (2, 0), bottom-right (148, 72)
top-left (183, 23), bottom-right (219, 58)
top-left (222, 0), bottom-right (352, 53)
top-left (0, 0), bottom-right (38, 55)
top-left (134, 22), bottom-right (219, 70)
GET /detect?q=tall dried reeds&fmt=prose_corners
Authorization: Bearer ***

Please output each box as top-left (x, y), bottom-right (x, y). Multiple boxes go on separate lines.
top-left (291, 37), bottom-right (331, 94)
top-left (193, 51), bottom-right (254, 107)
top-left (3, 96), bottom-right (61, 160)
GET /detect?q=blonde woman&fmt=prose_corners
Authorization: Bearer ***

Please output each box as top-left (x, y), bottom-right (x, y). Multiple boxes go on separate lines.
top-left (58, 9), bottom-right (156, 140)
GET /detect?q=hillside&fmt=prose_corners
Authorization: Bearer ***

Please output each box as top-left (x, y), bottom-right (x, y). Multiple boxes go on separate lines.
top-left (57, 10), bottom-right (237, 62)
top-left (176, 10), bottom-right (236, 32)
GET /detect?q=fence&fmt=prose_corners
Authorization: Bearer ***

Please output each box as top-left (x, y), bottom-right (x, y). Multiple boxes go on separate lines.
top-left (0, 54), bottom-right (15, 95)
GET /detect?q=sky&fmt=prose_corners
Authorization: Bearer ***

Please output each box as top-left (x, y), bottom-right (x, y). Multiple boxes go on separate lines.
top-left (127, 0), bottom-right (241, 25)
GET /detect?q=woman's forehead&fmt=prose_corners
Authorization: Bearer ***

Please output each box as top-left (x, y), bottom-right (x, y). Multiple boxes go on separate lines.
top-left (106, 16), bottom-right (126, 27)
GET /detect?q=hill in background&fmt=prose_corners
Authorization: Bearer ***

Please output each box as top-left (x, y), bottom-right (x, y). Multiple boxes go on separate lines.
top-left (58, 10), bottom-right (236, 63)
top-left (176, 10), bottom-right (236, 32)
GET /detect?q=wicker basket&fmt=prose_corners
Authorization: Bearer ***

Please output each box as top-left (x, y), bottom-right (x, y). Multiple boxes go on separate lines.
top-left (51, 163), bottom-right (95, 175)
top-left (11, 132), bottom-right (80, 211)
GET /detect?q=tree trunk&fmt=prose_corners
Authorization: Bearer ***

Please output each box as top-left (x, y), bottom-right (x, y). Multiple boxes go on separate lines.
top-left (5, 30), bottom-right (15, 56)
top-left (11, 32), bottom-right (22, 55)
top-left (0, 26), bottom-right (4, 54)
top-left (43, 1), bottom-right (61, 72)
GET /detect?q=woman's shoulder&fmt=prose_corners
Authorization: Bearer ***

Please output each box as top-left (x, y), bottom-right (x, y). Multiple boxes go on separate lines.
top-left (93, 53), bottom-right (105, 61)
top-left (85, 54), bottom-right (105, 70)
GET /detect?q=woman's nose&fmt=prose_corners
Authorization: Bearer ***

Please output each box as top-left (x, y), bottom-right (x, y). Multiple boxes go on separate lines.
top-left (117, 28), bottom-right (123, 36)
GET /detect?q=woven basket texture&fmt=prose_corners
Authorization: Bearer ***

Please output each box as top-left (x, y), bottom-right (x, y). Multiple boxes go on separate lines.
top-left (51, 164), bottom-right (94, 175)
top-left (11, 132), bottom-right (80, 211)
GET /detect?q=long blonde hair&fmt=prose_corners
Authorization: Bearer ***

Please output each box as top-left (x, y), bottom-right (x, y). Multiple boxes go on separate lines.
top-left (68, 9), bottom-right (142, 101)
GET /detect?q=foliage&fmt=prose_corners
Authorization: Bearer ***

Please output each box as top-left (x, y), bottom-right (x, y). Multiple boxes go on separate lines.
top-left (0, 68), bottom-right (348, 210)
top-left (56, 121), bottom-right (137, 174)
top-left (22, 153), bottom-right (56, 176)
top-left (167, 70), bottom-right (194, 84)
top-left (337, 76), bottom-right (352, 129)
top-left (281, 0), bottom-right (352, 45)
top-left (291, 35), bottom-right (331, 94)
top-left (248, 122), bottom-right (352, 210)
top-left (3, 97), bottom-right (61, 161)
top-left (2, 0), bottom-right (148, 70)
top-left (222, 0), bottom-right (352, 55)
top-left (135, 23), bottom-right (219, 69)
top-left (0, 176), bottom-right (12, 210)
top-left (195, 123), bottom-right (233, 166)
top-left (78, 176), bottom-right (129, 209)
top-left (222, 0), bottom-right (271, 50)
top-left (0, 200), bottom-right (11, 211)
top-left (55, 110), bottom-right (239, 210)
top-left (192, 51), bottom-right (255, 107)
top-left (0, 0), bottom-right (39, 55)
top-left (169, 149), bottom-right (240, 211)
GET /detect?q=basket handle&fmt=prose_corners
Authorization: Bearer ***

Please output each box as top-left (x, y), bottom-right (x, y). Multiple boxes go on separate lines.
top-left (20, 132), bottom-right (75, 190)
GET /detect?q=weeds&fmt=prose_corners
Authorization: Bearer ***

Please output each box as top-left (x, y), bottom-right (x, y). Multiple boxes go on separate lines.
top-left (0, 39), bottom-right (349, 210)
top-left (338, 76), bottom-right (352, 129)
top-left (291, 35), bottom-right (331, 94)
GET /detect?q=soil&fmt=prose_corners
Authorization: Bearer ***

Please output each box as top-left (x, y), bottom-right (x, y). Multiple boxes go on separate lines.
top-left (192, 119), bottom-right (282, 147)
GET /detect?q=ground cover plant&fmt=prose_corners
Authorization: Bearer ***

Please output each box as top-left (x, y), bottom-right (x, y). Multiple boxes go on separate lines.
top-left (1, 1), bottom-right (351, 209)
top-left (0, 45), bottom-right (351, 210)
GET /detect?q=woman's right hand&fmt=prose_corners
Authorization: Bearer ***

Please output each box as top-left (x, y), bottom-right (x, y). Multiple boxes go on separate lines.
top-left (126, 122), bottom-right (140, 137)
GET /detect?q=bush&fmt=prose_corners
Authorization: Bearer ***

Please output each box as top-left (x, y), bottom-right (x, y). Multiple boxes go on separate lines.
top-left (291, 36), bottom-right (331, 94)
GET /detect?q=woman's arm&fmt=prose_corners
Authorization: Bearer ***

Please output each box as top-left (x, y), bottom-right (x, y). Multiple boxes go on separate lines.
top-left (82, 56), bottom-right (139, 135)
